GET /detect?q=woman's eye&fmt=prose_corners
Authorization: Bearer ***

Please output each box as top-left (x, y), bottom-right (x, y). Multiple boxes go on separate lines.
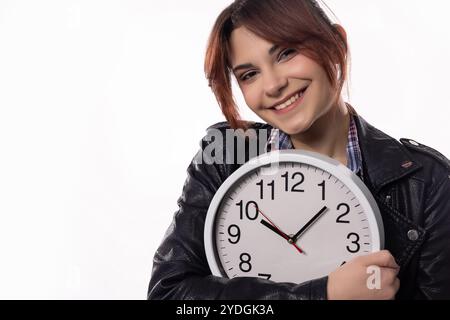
top-left (278, 48), bottom-right (297, 61)
top-left (241, 71), bottom-right (257, 81)
top-left (238, 49), bottom-right (296, 82)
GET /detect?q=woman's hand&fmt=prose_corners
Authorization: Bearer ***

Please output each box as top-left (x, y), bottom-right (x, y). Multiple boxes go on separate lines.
top-left (327, 250), bottom-right (400, 300)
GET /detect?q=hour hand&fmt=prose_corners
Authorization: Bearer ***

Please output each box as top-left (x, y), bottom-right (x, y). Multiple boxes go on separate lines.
top-left (260, 219), bottom-right (290, 241)
top-left (252, 203), bottom-right (304, 254)
top-left (260, 219), bottom-right (305, 254)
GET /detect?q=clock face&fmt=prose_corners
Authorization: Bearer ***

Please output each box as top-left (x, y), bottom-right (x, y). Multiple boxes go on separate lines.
top-left (205, 151), bottom-right (384, 284)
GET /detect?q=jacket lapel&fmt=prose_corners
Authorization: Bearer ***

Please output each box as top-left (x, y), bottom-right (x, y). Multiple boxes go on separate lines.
top-left (354, 115), bottom-right (426, 269)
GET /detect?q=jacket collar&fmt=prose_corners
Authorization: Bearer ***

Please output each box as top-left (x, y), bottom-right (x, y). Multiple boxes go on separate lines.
top-left (353, 114), bottom-right (422, 193)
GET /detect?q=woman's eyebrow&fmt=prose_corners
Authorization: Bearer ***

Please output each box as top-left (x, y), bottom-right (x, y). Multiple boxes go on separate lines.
top-left (232, 44), bottom-right (280, 73)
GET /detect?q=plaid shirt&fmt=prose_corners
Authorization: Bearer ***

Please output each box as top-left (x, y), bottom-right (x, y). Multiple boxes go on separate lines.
top-left (265, 115), bottom-right (363, 179)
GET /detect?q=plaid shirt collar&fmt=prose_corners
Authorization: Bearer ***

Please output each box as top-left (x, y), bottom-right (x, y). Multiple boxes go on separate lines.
top-left (265, 114), bottom-right (363, 176)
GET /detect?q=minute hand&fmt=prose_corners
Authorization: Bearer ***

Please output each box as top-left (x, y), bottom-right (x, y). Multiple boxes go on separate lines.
top-left (291, 206), bottom-right (329, 242)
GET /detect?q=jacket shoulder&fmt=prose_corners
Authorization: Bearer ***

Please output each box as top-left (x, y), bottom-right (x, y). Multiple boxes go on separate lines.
top-left (206, 121), bottom-right (231, 131)
top-left (400, 138), bottom-right (449, 171)
top-left (206, 121), bottom-right (272, 131)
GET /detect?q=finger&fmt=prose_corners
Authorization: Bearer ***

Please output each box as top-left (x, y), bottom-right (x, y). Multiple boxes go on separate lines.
top-left (380, 267), bottom-right (399, 286)
top-left (387, 278), bottom-right (401, 300)
top-left (362, 250), bottom-right (399, 269)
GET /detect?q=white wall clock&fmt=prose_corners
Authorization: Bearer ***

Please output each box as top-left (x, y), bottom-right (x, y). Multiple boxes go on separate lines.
top-left (204, 150), bottom-right (384, 284)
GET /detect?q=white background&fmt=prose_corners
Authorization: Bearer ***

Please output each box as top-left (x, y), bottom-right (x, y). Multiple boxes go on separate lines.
top-left (0, 0), bottom-right (448, 299)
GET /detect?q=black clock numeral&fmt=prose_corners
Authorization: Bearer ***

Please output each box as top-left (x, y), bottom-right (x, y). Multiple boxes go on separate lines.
top-left (236, 200), bottom-right (259, 220)
top-left (256, 179), bottom-right (275, 200)
top-left (258, 273), bottom-right (272, 280)
top-left (239, 253), bottom-right (252, 273)
top-left (281, 171), bottom-right (305, 193)
top-left (336, 203), bottom-right (351, 224)
top-left (340, 261), bottom-right (347, 266)
top-left (346, 232), bottom-right (361, 253)
top-left (227, 224), bottom-right (240, 244)
top-left (291, 172), bottom-right (305, 192)
top-left (318, 180), bottom-right (326, 201)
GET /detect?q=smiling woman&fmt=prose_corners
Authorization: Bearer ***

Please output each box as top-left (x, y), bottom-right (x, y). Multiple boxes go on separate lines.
top-left (147, 0), bottom-right (450, 300)
top-left (227, 25), bottom-right (351, 164)
top-left (205, 0), bottom-right (348, 132)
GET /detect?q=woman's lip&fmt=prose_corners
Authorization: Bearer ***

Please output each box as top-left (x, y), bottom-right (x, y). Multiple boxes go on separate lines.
top-left (271, 87), bottom-right (307, 115)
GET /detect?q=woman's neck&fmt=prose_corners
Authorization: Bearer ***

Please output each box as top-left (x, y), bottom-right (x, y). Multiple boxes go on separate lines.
top-left (289, 100), bottom-right (350, 165)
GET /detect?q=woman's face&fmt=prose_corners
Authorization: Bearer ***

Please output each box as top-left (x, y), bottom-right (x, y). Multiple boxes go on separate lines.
top-left (229, 26), bottom-right (339, 135)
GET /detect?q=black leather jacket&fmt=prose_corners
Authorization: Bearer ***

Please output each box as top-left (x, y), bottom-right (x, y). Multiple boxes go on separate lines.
top-left (148, 114), bottom-right (450, 300)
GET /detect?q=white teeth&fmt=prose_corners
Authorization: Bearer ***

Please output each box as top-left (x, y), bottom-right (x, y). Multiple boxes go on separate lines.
top-left (274, 90), bottom-right (305, 111)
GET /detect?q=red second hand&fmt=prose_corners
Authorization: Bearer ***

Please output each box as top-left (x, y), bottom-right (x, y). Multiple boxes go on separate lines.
top-left (253, 204), bottom-right (305, 255)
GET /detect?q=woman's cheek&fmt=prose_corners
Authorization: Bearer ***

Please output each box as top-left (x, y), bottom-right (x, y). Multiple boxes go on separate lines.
top-left (285, 54), bottom-right (312, 74)
top-left (242, 88), bottom-right (261, 112)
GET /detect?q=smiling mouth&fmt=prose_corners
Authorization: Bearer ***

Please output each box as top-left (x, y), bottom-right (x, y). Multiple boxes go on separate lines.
top-left (270, 86), bottom-right (308, 113)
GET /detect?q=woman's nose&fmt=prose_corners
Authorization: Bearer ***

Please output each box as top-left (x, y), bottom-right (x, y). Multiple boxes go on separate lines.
top-left (264, 70), bottom-right (288, 97)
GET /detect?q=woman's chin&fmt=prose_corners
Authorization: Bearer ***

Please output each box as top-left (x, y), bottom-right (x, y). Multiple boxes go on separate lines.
top-left (277, 120), bottom-right (312, 136)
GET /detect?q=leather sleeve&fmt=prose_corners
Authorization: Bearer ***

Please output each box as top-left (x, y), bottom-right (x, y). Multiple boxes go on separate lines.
top-left (414, 175), bottom-right (450, 299)
top-left (147, 144), bottom-right (329, 300)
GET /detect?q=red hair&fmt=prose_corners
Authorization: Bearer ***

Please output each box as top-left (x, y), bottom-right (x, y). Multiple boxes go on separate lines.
top-left (204, 0), bottom-right (350, 130)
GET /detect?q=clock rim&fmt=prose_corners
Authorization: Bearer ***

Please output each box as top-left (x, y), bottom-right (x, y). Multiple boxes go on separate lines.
top-left (204, 149), bottom-right (385, 279)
